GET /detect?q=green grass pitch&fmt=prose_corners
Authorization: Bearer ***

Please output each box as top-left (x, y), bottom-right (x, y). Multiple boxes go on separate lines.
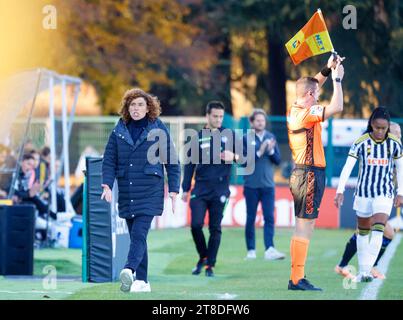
top-left (0, 227), bottom-right (402, 300)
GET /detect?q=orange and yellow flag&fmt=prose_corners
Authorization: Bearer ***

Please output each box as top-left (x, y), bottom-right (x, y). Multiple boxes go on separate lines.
top-left (285, 9), bottom-right (334, 65)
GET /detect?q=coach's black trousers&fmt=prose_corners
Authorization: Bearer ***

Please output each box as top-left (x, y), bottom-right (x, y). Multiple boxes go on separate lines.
top-left (124, 215), bottom-right (154, 282)
top-left (189, 181), bottom-right (229, 267)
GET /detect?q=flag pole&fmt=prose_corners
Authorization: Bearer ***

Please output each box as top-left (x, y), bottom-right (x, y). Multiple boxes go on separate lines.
top-left (317, 8), bottom-right (337, 57)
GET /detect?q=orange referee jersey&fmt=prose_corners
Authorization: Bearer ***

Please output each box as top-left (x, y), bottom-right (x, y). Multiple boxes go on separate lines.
top-left (287, 103), bottom-right (326, 168)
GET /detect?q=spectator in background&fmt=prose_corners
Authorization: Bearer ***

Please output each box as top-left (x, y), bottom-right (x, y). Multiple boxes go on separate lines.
top-left (36, 146), bottom-right (51, 193)
top-left (242, 109), bottom-right (285, 261)
top-left (31, 149), bottom-right (40, 168)
top-left (31, 146), bottom-right (66, 213)
top-left (0, 144), bottom-right (17, 198)
top-left (23, 138), bottom-right (35, 154)
top-left (40, 146), bottom-right (51, 164)
top-left (12, 153), bottom-right (34, 200)
top-left (26, 149), bottom-right (40, 187)
top-left (14, 153), bottom-right (57, 241)
top-left (13, 154), bottom-right (48, 214)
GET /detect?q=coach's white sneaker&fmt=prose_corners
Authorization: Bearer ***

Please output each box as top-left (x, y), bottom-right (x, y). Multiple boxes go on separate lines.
top-left (264, 247), bottom-right (286, 260)
top-left (119, 268), bottom-right (135, 292)
top-left (245, 250), bottom-right (257, 260)
top-left (130, 280), bottom-right (151, 293)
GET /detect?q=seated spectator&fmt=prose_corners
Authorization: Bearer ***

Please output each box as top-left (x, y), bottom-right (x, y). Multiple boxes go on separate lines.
top-left (25, 149), bottom-right (40, 188)
top-left (37, 146), bottom-right (51, 193)
top-left (29, 147), bottom-right (66, 213)
top-left (0, 143), bottom-right (17, 198)
top-left (14, 153), bottom-right (58, 241)
top-left (14, 154), bottom-right (46, 213)
top-left (23, 138), bottom-right (35, 154)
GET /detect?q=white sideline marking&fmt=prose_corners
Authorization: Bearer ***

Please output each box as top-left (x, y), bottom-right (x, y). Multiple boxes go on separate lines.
top-left (359, 233), bottom-right (402, 300)
top-left (0, 290), bottom-right (73, 295)
top-left (172, 292), bottom-right (238, 299)
top-left (215, 293), bottom-right (238, 300)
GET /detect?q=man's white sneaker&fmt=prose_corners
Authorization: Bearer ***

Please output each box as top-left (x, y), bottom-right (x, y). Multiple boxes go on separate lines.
top-left (264, 247), bottom-right (286, 260)
top-left (245, 250), bottom-right (257, 260)
top-left (119, 268), bottom-right (135, 292)
top-left (352, 272), bottom-right (373, 283)
top-left (130, 280), bottom-right (151, 293)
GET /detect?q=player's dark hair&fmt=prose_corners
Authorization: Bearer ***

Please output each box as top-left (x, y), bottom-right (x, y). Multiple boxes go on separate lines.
top-left (41, 146), bottom-right (51, 157)
top-left (365, 107), bottom-right (390, 134)
top-left (249, 108), bottom-right (267, 122)
top-left (28, 149), bottom-right (39, 156)
top-left (206, 101), bottom-right (225, 114)
top-left (22, 153), bottom-right (34, 161)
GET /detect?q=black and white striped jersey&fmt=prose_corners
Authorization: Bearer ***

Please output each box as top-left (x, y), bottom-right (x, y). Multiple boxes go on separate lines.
top-left (348, 133), bottom-right (403, 198)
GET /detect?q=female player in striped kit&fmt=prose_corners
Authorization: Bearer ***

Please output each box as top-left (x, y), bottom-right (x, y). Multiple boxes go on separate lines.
top-left (334, 122), bottom-right (401, 280)
top-left (334, 107), bottom-right (403, 282)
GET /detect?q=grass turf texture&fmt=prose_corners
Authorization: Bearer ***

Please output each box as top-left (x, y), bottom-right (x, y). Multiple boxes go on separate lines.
top-left (0, 228), bottom-right (402, 300)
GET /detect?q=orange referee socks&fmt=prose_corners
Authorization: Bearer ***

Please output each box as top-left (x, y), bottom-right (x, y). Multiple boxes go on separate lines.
top-left (290, 236), bottom-right (310, 285)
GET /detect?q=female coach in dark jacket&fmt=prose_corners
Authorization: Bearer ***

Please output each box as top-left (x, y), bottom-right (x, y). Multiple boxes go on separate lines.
top-left (101, 88), bottom-right (180, 293)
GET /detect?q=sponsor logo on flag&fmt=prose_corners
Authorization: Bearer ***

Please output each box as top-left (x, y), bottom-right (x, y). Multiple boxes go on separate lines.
top-left (314, 34), bottom-right (325, 51)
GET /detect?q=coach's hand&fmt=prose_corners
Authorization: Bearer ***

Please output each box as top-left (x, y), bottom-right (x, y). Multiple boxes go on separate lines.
top-left (181, 191), bottom-right (189, 202)
top-left (221, 150), bottom-right (238, 162)
top-left (169, 192), bottom-right (177, 214)
top-left (334, 193), bottom-right (344, 208)
top-left (394, 195), bottom-right (403, 208)
top-left (267, 138), bottom-right (276, 154)
top-left (258, 140), bottom-right (270, 155)
top-left (101, 184), bottom-right (112, 203)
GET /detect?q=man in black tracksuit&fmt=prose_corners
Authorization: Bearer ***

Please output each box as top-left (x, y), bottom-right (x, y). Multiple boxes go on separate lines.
top-left (182, 101), bottom-right (240, 277)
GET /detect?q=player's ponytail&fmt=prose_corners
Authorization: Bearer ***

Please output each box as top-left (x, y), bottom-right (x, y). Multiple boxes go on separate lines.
top-left (365, 106), bottom-right (391, 134)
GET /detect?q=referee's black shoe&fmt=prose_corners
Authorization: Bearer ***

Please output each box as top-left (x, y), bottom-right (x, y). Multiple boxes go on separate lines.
top-left (288, 278), bottom-right (322, 291)
top-left (205, 266), bottom-right (214, 277)
top-left (192, 257), bottom-right (207, 275)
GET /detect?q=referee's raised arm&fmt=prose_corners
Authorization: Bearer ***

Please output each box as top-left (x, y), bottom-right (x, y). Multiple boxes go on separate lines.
top-left (324, 61), bottom-right (344, 120)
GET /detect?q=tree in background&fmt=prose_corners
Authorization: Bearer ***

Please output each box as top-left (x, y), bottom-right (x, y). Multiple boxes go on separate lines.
top-left (154, 0), bottom-right (235, 115)
top-left (38, 0), bottom-right (403, 117)
top-left (53, 0), bottom-right (217, 115)
top-left (225, 0), bottom-right (403, 117)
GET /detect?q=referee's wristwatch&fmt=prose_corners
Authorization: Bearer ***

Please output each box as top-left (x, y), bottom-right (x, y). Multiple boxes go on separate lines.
top-left (333, 77), bottom-right (342, 83)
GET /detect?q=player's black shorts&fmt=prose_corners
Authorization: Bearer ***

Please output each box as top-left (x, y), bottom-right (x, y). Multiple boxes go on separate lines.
top-left (289, 165), bottom-right (326, 219)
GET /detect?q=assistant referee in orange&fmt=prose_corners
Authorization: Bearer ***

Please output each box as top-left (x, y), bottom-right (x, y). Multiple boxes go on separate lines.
top-left (287, 54), bottom-right (344, 291)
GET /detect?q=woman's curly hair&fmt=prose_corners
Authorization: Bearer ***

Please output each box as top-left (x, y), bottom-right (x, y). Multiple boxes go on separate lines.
top-left (119, 88), bottom-right (161, 123)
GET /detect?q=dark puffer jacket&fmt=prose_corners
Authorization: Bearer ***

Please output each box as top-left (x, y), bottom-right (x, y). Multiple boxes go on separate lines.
top-left (102, 117), bottom-right (180, 219)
